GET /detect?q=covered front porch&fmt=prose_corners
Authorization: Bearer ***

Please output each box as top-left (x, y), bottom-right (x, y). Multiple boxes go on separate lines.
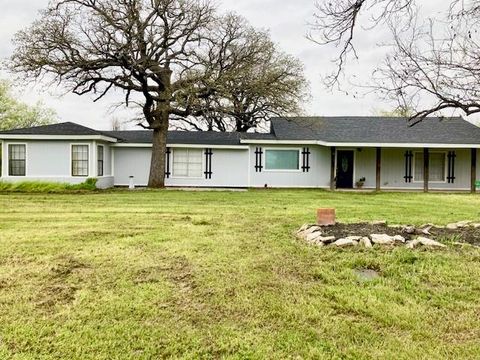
top-left (329, 147), bottom-right (479, 193)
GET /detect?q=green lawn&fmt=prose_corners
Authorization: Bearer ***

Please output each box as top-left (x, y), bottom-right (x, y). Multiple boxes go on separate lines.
top-left (0, 189), bottom-right (479, 359)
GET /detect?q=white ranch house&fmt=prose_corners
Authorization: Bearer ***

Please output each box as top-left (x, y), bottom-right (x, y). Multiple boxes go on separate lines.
top-left (1, 116), bottom-right (480, 192)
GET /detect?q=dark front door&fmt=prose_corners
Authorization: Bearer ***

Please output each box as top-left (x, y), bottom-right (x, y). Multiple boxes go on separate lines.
top-left (336, 150), bottom-right (354, 189)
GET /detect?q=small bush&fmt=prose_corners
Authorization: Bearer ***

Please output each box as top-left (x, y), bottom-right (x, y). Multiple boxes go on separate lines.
top-left (0, 178), bottom-right (98, 193)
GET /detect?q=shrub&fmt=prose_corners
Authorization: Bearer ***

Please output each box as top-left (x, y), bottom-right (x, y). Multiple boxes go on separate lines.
top-left (0, 178), bottom-right (98, 193)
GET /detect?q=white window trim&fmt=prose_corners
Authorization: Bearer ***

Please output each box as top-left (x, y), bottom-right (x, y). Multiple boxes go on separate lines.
top-left (6, 143), bottom-right (28, 177)
top-left (70, 143), bottom-right (90, 178)
top-left (413, 151), bottom-right (448, 184)
top-left (97, 144), bottom-right (105, 177)
top-left (263, 147), bottom-right (302, 173)
top-left (171, 148), bottom-right (205, 179)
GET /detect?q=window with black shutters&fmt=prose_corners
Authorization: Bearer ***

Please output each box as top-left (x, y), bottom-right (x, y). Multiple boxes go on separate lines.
top-left (8, 144), bottom-right (26, 176)
top-left (414, 152), bottom-right (446, 182)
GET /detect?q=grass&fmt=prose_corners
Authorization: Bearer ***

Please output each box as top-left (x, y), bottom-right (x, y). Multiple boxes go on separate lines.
top-left (0, 189), bottom-right (479, 359)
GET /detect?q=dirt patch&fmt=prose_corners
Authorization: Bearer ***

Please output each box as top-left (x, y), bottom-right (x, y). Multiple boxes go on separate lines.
top-left (69, 229), bottom-right (146, 242)
top-left (36, 255), bottom-right (90, 311)
top-left (355, 269), bottom-right (380, 282)
top-left (134, 256), bottom-right (195, 291)
top-left (318, 223), bottom-right (480, 246)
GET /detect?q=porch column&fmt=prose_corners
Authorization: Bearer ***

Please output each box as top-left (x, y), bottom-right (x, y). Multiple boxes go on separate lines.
top-left (330, 147), bottom-right (336, 191)
top-left (423, 148), bottom-right (429, 193)
top-left (471, 148), bottom-right (477, 193)
top-left (376, 147), bottom-right (381, 191)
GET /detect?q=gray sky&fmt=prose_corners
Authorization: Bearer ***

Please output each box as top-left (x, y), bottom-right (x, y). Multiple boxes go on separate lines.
top-left (0, 0), bottom-right (433, 130)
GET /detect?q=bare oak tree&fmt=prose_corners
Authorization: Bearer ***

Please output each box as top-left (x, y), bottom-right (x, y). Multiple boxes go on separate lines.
top-left (9, 0), bottom-right (306, 187)
top-left (172, 16), bottom-right (308, 132)
top-left (311, 0), bottom-right (480, 124)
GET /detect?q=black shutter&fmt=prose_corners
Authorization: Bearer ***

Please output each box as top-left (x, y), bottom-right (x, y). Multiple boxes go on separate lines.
top-left (447, 151), bottom-right (456, 183)
top-left (165, 147), bottom-right (171, 178)
top-left (302, 147), bottom-right (311, 172)
top-left (255, 147), bottom-right (263, 172)
top-left (404, 151), bottom-right (413, 183)
top-left (204, 148), bottom-right (213, 179)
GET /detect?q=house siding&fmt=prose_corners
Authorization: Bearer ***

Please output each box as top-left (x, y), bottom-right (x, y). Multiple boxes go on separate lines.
top-left (380, 148), bottom-right (472, 190)
top-left (0, 137), bottom-right (478, 192)
top-left (249, 145), bottom-right (331, 188)
top-left (0, 140), bottom-right (113, 188)
top-left (113, 147), bottom-right (249, 187)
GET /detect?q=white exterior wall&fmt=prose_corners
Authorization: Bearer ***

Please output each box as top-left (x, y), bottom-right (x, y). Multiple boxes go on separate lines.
top-left (249, 145), bottom-right (331, 188)
top-left (0, 140), bottom-right (114, 188)
top-left (113, 146), bottom-right (249, 187)
top-left (352, 147), bottom-right (377, 188)
top-left (380, 148), bottom-right (472, 191)
top-left (1, 138), bottom-right (478, 192)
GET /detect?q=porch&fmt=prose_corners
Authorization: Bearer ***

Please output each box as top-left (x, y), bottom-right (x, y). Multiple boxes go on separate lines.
top-left (330, 147), bottom-right (478, 193)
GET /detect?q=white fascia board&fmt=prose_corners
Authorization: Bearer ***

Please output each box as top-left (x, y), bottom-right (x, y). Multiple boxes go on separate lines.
top-left (0, 134), bottom-right (118, 142)
top-left (240, 139), bottom-right (480, 148)
top-left (240, 140), bottom-right (319, 145)
top-left (112, 143), bottom-right (249, 149)
top-left (332, 142), bottom-right (480, 148)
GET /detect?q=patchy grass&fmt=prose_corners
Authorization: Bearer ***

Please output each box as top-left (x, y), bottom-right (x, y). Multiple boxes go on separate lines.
top-left (0, 178), bottom-right (98, 193)
top-left (0, 189), bottom-right (479, 359)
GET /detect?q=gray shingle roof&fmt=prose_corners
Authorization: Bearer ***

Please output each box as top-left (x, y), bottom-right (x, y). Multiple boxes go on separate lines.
top-left (0, 122), bottom-right (243, 145)
top-left (269, 116), bottom-right (480, 144)
top-left (2, 117), bottom-right (479, 145)
top-left (0, 122), bottom-right (105, 136)
top-left (103, 130), bottom-right (242, 145)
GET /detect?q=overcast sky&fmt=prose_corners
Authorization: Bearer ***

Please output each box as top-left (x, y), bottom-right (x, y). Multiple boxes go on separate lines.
top-left (0, 0), bottom-right (441, 130)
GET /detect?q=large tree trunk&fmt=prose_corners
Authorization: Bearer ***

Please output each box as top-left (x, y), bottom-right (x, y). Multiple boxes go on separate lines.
top-left (148, 114), bottom-right (169, 188)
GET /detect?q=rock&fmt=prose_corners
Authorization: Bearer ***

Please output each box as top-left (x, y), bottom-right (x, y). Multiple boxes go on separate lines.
top-left (456, 220), bottom-right (472, 228)
top-left (303, 226), bottom-right (322, 236)
top-left (345, 236), bottom-right (362, 241)
top-left (403, 226), bottom-right (416, 234)
top-left (446, 223), bottom-right (458, 230)
top-left (370, 234), bottom-right (395, 245)
top-left (416, 237), bottom-right (447, 248)
top-left (420, 223), bottom-right (434, 228)
top-left (415, 226), bottom-right (432, 235)
top-left (389, 224), bottom-right (403, 229)
top-left (406, 240), bottom-right (420, 249)
top-left (359, 237), bottom-right (373, 248)
top-left (297, 224), bottom-right (310, 234)
top-left (333, 238), bottom-right (358, 247)
top-left (393, 235), bottom-right (406, 243)
top-left (306, 232), bottom-right (324, 242)
top-left (472, 223), bottom-right (480, 229)
top-left (371, 220), bottom-right (387, 226)
top-left (315, 236), bottom-right (336, 244)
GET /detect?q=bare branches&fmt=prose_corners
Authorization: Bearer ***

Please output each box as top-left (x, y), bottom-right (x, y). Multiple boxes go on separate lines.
top-left (310, 0), bottom-right (414, 87)
top-left (311, 0), bottom-right (480, 123)
top-left (372, 3), bottom-right (480, 123)
top-left (9, 0), bottom-right (306, 133)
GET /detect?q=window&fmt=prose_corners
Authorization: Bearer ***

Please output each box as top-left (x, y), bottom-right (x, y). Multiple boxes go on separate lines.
top-left (72, 145), bottom-right (89, 177)
top-left (8, 144), bottom-right (26, 176)
top-left (265, 149), bottom-right (300, 170)
top-left (172, 149), bottom-right (202, 178)
top-left (97, 145), bottom-right (104, 176)
top-left (414, 152), bottom-right (446, 182)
